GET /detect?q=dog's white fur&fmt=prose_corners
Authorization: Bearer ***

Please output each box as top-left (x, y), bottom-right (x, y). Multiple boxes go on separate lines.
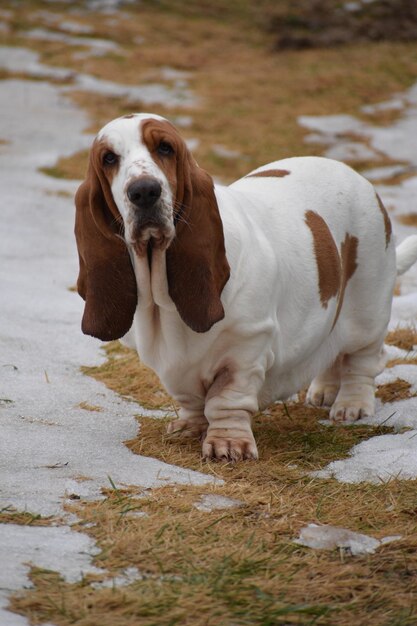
top-left (76, 113), bottom-right (417, 461)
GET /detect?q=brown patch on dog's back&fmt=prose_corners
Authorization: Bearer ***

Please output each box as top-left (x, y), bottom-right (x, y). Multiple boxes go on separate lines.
top-left (246, 169), bottom-right (290, 178)
top-left (305, 210), bottom-right (341, 308)
top-left (376, 193), bottom-right (392, 248)
top-left (332, 233), bottom-right (359, 329)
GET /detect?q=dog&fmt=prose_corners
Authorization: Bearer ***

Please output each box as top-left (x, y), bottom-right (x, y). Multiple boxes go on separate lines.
top-left (75, 113), bottom-right (417, 461)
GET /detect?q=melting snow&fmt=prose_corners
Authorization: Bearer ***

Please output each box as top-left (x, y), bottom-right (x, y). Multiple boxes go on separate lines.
top-left (193, 494), bottom-right (244, 512)
top-left (0, 46), bottom-right (198, 108)
top-left (294, 523), bottom-right (402, 555)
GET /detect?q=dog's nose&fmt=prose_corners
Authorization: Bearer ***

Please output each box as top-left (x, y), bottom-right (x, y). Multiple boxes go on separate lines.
top-left (127, 177), bottom-right (162, 209)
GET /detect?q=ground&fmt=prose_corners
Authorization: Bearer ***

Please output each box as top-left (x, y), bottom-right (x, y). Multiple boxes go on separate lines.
top-left (1, 1), bottom-right (417, 625)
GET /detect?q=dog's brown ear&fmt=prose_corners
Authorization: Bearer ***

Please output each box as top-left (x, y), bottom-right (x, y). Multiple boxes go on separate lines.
top-left (74, 156), bottom-right (137, 341)
top-left (166, 150), bottom-right (230, 333)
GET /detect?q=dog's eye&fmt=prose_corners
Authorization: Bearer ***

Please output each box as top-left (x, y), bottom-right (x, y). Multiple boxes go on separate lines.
top-left (103, 151), bottom-right (118, 166)
top-left (157, 141), bottom-right (174, 156)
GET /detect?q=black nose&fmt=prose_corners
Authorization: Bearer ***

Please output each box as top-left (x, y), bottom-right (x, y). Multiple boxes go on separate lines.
top-left (127, 177), bottom-right (162, 209)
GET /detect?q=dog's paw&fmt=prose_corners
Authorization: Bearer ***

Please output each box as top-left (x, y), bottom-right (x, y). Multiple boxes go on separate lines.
top-left (202, 429), bottom-right (258, 462)
top-left (329, 399), bottom-right (374, 423)
top-left (166, 416), bottom-right (208, 439)
top-left (306, 381), bottom-right (339, 408)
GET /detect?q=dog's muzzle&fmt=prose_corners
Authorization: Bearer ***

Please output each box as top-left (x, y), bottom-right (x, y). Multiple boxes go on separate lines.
top-left (126, 176), bottom-right (174, 256)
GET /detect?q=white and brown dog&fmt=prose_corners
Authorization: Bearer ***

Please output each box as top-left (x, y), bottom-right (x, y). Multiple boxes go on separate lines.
top-left (75, 113), bottom-right (417, 461)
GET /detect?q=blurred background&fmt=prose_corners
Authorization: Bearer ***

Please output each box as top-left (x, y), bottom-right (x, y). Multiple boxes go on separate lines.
top-left (1, 0), bottom-right (417, 183)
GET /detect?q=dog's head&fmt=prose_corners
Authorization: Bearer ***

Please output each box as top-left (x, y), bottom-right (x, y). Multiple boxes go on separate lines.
top-left (75, 114), bottom-right (230, 340)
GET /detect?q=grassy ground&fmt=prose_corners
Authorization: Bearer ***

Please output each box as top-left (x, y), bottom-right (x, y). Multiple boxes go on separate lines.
top-left (3, 1), bottom-right (417, 624)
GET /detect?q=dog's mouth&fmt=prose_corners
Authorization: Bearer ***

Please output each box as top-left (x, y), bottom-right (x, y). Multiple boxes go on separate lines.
top-left (130, 220), bottom-right (175, 257)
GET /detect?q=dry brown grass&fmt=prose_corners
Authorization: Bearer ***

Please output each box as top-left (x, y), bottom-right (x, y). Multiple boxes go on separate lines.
top-left (385, 326), bottom-right (417, 351)
top-left (376, 378), bottom-right (416, 403)
top-left (0, 507), bottom-right (59, 526)
top-left (10, 476), bottom-right (417, 625)
top-left (82, 342), bottom-right (174, 410)
top-left (77, 401), bottom-right (103, 412)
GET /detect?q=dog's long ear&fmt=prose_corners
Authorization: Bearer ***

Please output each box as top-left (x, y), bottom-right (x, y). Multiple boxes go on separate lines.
top-left (166, 145), bottom-right (230, 333)
top-left (74, 150), bottom-right (137, 341)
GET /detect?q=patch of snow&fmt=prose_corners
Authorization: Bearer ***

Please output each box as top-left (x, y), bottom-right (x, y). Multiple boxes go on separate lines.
top-left (324, 141), bottom-right (379, 162)
top-left (0, 524), bottom-right (102, 625)
top-left (0, 45), bottom-right (74, 81)
top-left (91, 567), bottom-right (142, 589)
top-left (361, 98), bottom-right (405, 115)
top-left (314, 431), bottom-right (417, 484)
top-left (298, 114), bottom-right (367, 136)
top-left (0, 46), bottom-right (198, 109)
top-left (185, 138), bottom-right (200, 152)
top-left (391, 292), bottom-right (417, 325)
top-left (24, 27), bottom-right (119, 56)
top-left (294, 523), bottom-right (401, 555)
top-left (159, 66), bottom-right (191, 81)
top-left (63, 72), bottom-right (197, 108)
top-left (212, 144), bottom-right (243, 160)
top-left (193, 494), bottom-right (244, 512)
top-left (172, 115), bottom-right (193, 129)
top-left (361, 164), bottom-right (415, 181)
top-left (344, 2), bottom-right (361, 12)
top-left (59, 21), bottom-right (95, 34)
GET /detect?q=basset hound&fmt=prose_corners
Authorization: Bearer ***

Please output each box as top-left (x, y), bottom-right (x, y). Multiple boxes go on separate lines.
top-left (75, 113), bottom-right (417, 461)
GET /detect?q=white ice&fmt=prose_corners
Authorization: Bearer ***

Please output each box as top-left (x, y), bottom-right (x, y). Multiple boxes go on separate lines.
top-left (0, 46), bottom-right (198, 108)
top-left (294, 524), bottom-right (401, 556)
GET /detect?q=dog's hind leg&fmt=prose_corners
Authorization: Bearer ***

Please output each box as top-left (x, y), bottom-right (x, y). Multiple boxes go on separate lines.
top-left (329, 338), bottom-right (387, 423)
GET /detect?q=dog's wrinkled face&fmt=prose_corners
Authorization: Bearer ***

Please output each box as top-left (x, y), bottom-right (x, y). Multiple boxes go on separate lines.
top-left (96, 113), bottom-right (178, 256)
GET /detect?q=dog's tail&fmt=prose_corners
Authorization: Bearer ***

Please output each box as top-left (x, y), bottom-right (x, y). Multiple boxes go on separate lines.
top-left (396, 235), bottom-right (417, 275)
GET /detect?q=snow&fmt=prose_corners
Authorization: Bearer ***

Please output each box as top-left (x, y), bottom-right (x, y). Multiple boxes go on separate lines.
top-left (0, 524), bottom-right (102, 625)
top-left (24, 27), bottom-right (119, 57)
top-left (294, 524), bottom-right (401, 555)
top-left (193, 494), bottom-right (244, 512)
top-left (0, 46), bottom-right (197, 108)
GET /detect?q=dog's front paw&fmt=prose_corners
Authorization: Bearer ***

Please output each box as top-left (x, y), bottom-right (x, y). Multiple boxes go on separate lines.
top-left (329, 398), bottom-right (374, 423)
top-left (166, 415), bottom-right (208, 439)
top-left (202, 428), bottom-right (258, 462)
